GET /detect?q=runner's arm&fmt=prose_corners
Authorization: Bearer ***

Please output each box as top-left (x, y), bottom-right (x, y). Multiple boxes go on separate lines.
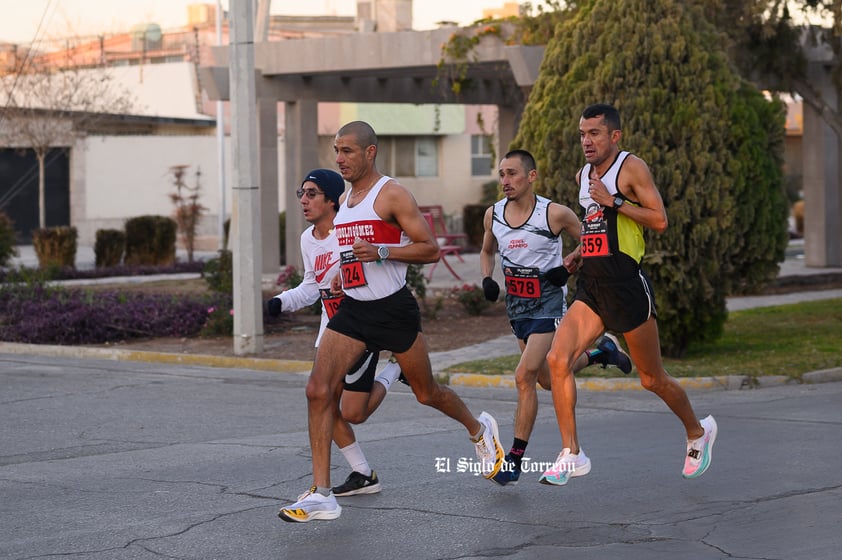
top-left (617, 155), bottom-right (668, 233)
top-left (479, 206), bottom-right (498, 279)
top-left (276, 237), bottom-right (320, 312)
top-left (355, 181), bottom-right (440, 264)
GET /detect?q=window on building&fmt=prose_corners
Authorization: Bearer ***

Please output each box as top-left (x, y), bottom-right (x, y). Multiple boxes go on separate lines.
top-left (319, 135), bottom-right (439, 178)
top-left (471, 134), bottom-right (494, 176)
top-left (415, 137), bottom-right (438, 177)
top-left (378, 136), bottom-right (439, 178)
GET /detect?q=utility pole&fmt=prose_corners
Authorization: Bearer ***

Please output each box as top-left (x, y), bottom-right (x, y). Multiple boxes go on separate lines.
top-left (255, 0), bottom-right (271, 42)
top-left (216, 0), bottom-right (226, 251)
top-left (229, 0), bottom-right (264, 354)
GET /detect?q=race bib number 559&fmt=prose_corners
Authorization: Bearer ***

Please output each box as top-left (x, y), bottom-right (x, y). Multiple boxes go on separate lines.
top-left (581, 219), bottom-right (610, 258)
top-left (581, 232), bottom-right (609, 257)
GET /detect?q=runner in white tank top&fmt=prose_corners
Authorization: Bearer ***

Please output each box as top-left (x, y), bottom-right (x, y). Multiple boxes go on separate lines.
top-left (333, 175), bottom-right (410, 301)
top-left (279, 121), bottom-right (506, 523)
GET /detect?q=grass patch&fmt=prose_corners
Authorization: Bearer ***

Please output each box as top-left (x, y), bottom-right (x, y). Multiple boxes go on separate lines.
top-left (444, 298), bottom-right (842, 382)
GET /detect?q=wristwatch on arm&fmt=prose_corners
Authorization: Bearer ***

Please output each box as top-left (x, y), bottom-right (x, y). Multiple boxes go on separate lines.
top-left (377, 245), bottom-right (390, 261)
top-left (613, 196), bottom-right (624, 209)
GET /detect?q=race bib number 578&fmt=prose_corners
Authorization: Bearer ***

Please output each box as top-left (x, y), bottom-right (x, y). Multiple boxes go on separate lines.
top-left (504, 267), bottom-right (540, 298)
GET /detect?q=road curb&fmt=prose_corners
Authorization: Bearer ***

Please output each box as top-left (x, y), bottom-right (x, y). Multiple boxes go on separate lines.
top-left (803, 367), bottom-right (842, 384)
top-left (447, 373), bottom-right (751, 391)
top-left (0, 342), bottom-right (312, 374)
top-left (1, 342), bottom-right (838, 391)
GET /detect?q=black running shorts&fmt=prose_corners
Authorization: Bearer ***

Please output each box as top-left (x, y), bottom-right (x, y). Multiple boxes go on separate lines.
top-left (327, 285), bottom-right (422, 354)
top-left (574, 269), bottom-right (657, 333)
top-left (343, 349), bottom-right (379, 393)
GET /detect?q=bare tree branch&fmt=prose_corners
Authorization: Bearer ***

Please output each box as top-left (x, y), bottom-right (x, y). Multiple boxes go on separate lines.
top-left (0, 43), bottom-right (136, 229)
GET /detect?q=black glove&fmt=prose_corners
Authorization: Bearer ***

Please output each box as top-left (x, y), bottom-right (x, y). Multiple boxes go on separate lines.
top-left (482, 276), bottom-right (500, 302)
top-left (544, 266), bottom-right (570, 287)
top-left (266, 297), bottom-right (283, 316)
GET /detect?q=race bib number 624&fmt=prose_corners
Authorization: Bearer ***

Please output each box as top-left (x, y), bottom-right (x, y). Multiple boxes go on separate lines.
top-left (340, 250), bottom-right (367, 288)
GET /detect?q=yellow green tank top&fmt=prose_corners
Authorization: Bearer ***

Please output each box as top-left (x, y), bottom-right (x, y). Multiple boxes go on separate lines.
top-left (577, 151), bottom-right (645, 280)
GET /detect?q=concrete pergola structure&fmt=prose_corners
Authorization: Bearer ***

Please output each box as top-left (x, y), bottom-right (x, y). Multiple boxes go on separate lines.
top-left (801, 40), bottom-right (842, 268)
top-left (200, 26), bottom-right (544, 271)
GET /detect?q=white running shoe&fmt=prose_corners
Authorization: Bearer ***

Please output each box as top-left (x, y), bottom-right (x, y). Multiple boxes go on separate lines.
top-left (538, 447), bottom-right (591, 486)
top-left (278, 486), bottom-right (341, 523)
top-left (473, 412), bottom-right (504, 479)
top-left (683, 415), bottom-right (718, 479)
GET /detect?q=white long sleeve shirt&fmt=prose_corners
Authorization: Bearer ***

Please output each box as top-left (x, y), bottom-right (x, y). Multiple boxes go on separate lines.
top-left (277, 225), bottom-right (342, 346)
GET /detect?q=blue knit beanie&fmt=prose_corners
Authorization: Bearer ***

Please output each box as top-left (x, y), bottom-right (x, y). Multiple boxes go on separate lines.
top-left (301, 169), bottom-right (346, 207)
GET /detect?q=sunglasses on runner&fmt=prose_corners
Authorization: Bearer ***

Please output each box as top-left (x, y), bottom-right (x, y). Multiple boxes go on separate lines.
top-left (296, 188), bottom-right (324, 199)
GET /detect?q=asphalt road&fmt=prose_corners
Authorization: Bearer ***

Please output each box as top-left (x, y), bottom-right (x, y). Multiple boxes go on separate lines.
top-left (2, 353), bottom-right (841, 560)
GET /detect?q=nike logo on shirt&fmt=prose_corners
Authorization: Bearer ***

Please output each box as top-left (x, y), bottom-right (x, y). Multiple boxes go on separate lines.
top-left (314, 259), bottom-right (339, 284)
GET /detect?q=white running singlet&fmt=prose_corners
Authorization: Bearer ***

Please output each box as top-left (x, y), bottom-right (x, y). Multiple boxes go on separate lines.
top-left (333, 176), bottom-right (410, 301)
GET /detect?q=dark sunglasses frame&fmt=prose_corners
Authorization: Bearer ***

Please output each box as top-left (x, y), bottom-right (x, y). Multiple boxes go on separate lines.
top-left (296, 188), bottom-right (324, 199)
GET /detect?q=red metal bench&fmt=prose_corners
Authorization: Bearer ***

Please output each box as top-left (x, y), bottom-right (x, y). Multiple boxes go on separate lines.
top-left (420, 205), bottom-right (465, 281)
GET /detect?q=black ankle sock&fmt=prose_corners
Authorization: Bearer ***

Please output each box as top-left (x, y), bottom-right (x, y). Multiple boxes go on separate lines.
top-left (510, 438), bottom-right (528, 468)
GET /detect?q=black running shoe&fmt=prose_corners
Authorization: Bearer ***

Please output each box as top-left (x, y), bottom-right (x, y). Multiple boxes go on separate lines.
top-left (593, 333), bottom-right (633, 374)
top-left (491, 453), bottom-right (521, 486)
top-left (397, 371), bottom-right (411, 386)
top-left (331, 471), bottom-right (381, 496)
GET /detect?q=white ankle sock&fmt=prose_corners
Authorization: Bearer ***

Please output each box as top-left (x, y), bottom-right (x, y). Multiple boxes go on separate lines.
top-left (374, 361), bottom-right (401, 391)
top-left (339, 442), bottom-right (371, 477)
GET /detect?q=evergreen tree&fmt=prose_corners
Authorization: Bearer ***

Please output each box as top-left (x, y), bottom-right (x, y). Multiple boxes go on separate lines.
top-left (513, 0), bottom-right (787, 356)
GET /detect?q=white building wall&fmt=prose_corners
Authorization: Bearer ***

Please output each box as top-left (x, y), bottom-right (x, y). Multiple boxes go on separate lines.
top-left (73, 127), bottom-right (493, 248)
top-left (76, 133), bottom-right (288, 248)
top-left (77, 135), bottom-right (225, 245)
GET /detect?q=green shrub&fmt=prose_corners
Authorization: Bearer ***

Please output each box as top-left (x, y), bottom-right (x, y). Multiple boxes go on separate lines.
top-left (0, 212), bottom-right (18, 267)
top-left (276, 264), bottom-right (321, 314)
top-left (480, 179), bottom-right (499, 205)
top-left (513, 0), bottom-right (787, 356)
top-left (451, 283), bottom-right (491, 316)
top-left (406, 263), bottom-right (427, 301)
top-left (124, 215), bottom-right (177, 266)
top-left (94, 229), bottom-right (125, 268)
top-left (32, 226), bottom-right (77, 269)
top-left (462, 204), bottom-right (487, 250)
top-left (203, 249), bottom-right (233, 294)
top-left (200, 299), bottom-right (233, 337)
